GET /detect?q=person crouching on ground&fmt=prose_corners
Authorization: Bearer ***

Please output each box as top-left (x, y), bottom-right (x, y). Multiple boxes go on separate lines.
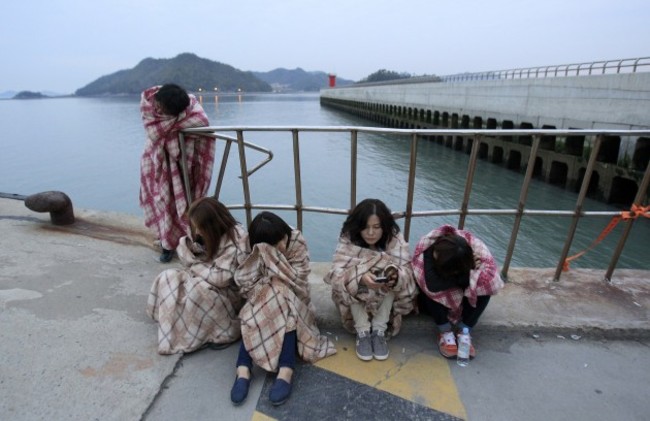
top-left (231, 212), bottom-right (336, 406)
top-left (139, 83), bottom-right (215, 263)
top-left (324, 198), bottom-right (418, 362)
top-left (412, 224), bottom-right (504, 359)
top-left (146, 197), bottom-right (249, 354)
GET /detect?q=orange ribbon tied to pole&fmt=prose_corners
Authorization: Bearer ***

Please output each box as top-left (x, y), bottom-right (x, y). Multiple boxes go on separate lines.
top-left (620, 204), bottom-right (650, 221)
top-left (562, 204), bottom-right (650, 272)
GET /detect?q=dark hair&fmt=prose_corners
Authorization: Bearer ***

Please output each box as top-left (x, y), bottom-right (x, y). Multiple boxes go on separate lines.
top-left (188, 197), bottom-right (238, 260)
top-left (248, 211), bottom-right (292, 249)
top-left (432, 234), bottom-right (475, 278)
top-left (154, 83), bottom-right (190, 116)
top-left (341, 198), bottom-right (399, 249)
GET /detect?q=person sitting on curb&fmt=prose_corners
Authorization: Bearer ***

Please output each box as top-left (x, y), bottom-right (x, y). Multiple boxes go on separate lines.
top-left (412, 224), bottom-right (504, 359)
top-left (230, 212), bottom-right (336, 406)
top-left (324, 198), bottom-right (418, 362)
top-left (146, 197), bottom-right (249, 354)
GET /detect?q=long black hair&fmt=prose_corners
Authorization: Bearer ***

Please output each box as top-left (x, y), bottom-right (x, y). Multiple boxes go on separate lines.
top-left (340, 198), bottom-right (399, 249)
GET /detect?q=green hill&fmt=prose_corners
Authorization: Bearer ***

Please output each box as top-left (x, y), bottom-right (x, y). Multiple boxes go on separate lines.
top-left (75, 53), bottom-right (272, 96)
top-left (13, 91), bottom-right (49, 99)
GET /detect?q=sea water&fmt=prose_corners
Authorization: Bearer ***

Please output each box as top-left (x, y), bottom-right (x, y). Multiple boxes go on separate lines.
top-left (1, 93), bottom-right (648, 267)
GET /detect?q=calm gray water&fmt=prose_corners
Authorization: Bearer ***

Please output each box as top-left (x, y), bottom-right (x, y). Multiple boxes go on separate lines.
top-left (1, 93), bottom-right (648, 269)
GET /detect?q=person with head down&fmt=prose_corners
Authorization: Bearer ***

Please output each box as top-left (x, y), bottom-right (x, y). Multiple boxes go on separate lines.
top-left (139, 83), bottom-right (215, 263)
top-left (412, 224), bottom-right (504, 360)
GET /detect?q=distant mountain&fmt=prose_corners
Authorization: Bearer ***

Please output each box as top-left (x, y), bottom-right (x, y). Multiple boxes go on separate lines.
top-left (75, 53), bottom-right (272, 96)
top-left (14, 91), bottom-right (48, 99)
top-left (1, 90), bottom-right (67, 99)
top-left (252, 68), bottom-right (355, 92)
top-left (0, 90), bottom-right (17, 99)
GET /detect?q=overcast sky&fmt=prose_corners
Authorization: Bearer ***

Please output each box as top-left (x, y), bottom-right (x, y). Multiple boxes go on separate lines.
top-left (1, 0), bottom-right (649, 94)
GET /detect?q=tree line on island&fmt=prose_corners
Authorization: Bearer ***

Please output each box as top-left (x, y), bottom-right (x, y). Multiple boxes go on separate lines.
top-left (8, 53), bottom-right (441, 98)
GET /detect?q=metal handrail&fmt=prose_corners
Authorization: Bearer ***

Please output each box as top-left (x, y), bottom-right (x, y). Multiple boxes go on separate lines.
top-left (438, 57), bottom-right (650, 83)
top-left (180, 126), bottom-right (650, 282)
top-left (178, 131), bottom-right (273, 201)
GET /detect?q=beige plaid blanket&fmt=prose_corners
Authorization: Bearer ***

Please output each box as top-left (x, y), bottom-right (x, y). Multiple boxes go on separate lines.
top-left (323, 233), bottom-right (418, 336)
top-left (146, 225), bottom-right (249, 354)
top-left (235, 230), bottom-right (336, 372)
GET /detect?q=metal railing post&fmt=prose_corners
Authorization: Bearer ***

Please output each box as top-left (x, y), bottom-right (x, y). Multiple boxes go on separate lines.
top-left (350, 130), bottom-right (358, 210)
top-left (292, 129), bottom-right (304, 231)
top-left (403, 132), bottom-right (419, 242)
top-left (501, 135), bottom-right (541, 279)
top-left (553, 135), bottom-right (603, 281)
top-left (604, 161), bottom-right (650, 281)
top-left (213, 139), bottom-right (231, 198)
top-left (236, 130), bottom-right (253, 227)
top-left (458, 135), bottom-right (481, 229)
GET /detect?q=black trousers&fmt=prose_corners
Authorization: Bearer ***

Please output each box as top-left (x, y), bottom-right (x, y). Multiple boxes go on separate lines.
top-left (236, 330), bottom-right (297, 370)
top-left (418, 292), bottom-right (491, 328)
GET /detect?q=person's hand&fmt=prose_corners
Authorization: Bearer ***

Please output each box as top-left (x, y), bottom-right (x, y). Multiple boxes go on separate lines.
top-left (361, 272), bottom-right (395, 292)
top-left (379, 276), bottom-right (397, 293)
top-left (361, 272), bottom-right (384, 290)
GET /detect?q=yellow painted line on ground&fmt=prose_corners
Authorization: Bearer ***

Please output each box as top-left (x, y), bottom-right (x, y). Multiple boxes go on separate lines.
top-left (252, 410), bottom-right (277, 421)
top-left (315, 336), bottom-right (467, 420)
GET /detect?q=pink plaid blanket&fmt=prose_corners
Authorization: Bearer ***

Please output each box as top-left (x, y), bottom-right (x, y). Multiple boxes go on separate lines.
top-left (412, 224), bottom-right (504, 324)
top-left (323, 233), bottom-right (418, 336)
top-left (235, 230), bottom-right (336, 372)
top-left (139, 86), bottom-right (215, 251)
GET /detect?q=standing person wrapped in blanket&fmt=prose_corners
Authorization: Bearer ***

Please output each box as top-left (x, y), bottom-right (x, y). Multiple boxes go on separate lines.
top-left (147, 197), bottom-right (249, 354)
top-left (230, 212), bottom-right (336, 406)
top-left (139, 83), bottom-right (215, 263)
top-left (324, 198), bottom-right (418, 362)
top-left (412, 224), bottom-right (504, 359)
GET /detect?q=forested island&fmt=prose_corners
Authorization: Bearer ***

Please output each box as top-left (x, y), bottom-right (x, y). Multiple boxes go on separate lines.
top-left (75, 53), bottom-right (354, 96)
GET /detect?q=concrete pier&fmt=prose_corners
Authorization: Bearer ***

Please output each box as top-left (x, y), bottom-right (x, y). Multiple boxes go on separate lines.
top-left (1, 198), bottom-right (649, 420)
top-left (320, 72), bottom-right (650, 205)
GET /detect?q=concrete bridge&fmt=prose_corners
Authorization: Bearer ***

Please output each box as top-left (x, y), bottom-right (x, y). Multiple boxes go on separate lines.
top-left (320, 58), bottom-right (650, 205)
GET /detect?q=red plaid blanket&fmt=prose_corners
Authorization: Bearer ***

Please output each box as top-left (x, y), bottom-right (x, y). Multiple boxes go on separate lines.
top-left (139, 86), bottom-right (215, 250)
top-left (412, 225), bottom-right (504, 324)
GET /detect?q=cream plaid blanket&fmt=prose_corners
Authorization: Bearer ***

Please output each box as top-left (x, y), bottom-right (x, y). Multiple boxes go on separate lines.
top-left (235, 230), bottom-right (336, 372)
top-left (146, 225), bottom-right (249, 354)
top-left (323, 233), bottom-right (418, 336)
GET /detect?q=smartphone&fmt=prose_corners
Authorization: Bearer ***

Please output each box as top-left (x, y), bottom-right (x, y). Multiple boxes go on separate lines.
top-left (374, 276), bottom-right (389, 283)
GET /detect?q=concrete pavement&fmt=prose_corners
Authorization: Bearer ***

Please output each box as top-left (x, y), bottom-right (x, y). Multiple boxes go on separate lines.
top-left (1, 197), bottom-right (648, 420)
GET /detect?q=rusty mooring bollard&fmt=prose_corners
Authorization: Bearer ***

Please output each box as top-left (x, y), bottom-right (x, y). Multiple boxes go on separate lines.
top-left (24, 191), bottom-right (75, 225)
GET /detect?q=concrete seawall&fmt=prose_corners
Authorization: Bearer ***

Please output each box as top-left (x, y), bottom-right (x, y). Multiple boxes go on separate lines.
top-left (2, 197), bottom-right (648, 338)
top-left (321, 72), bottom-right (650, 130)
top-left (320, 73), bottom-right (650, 205)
